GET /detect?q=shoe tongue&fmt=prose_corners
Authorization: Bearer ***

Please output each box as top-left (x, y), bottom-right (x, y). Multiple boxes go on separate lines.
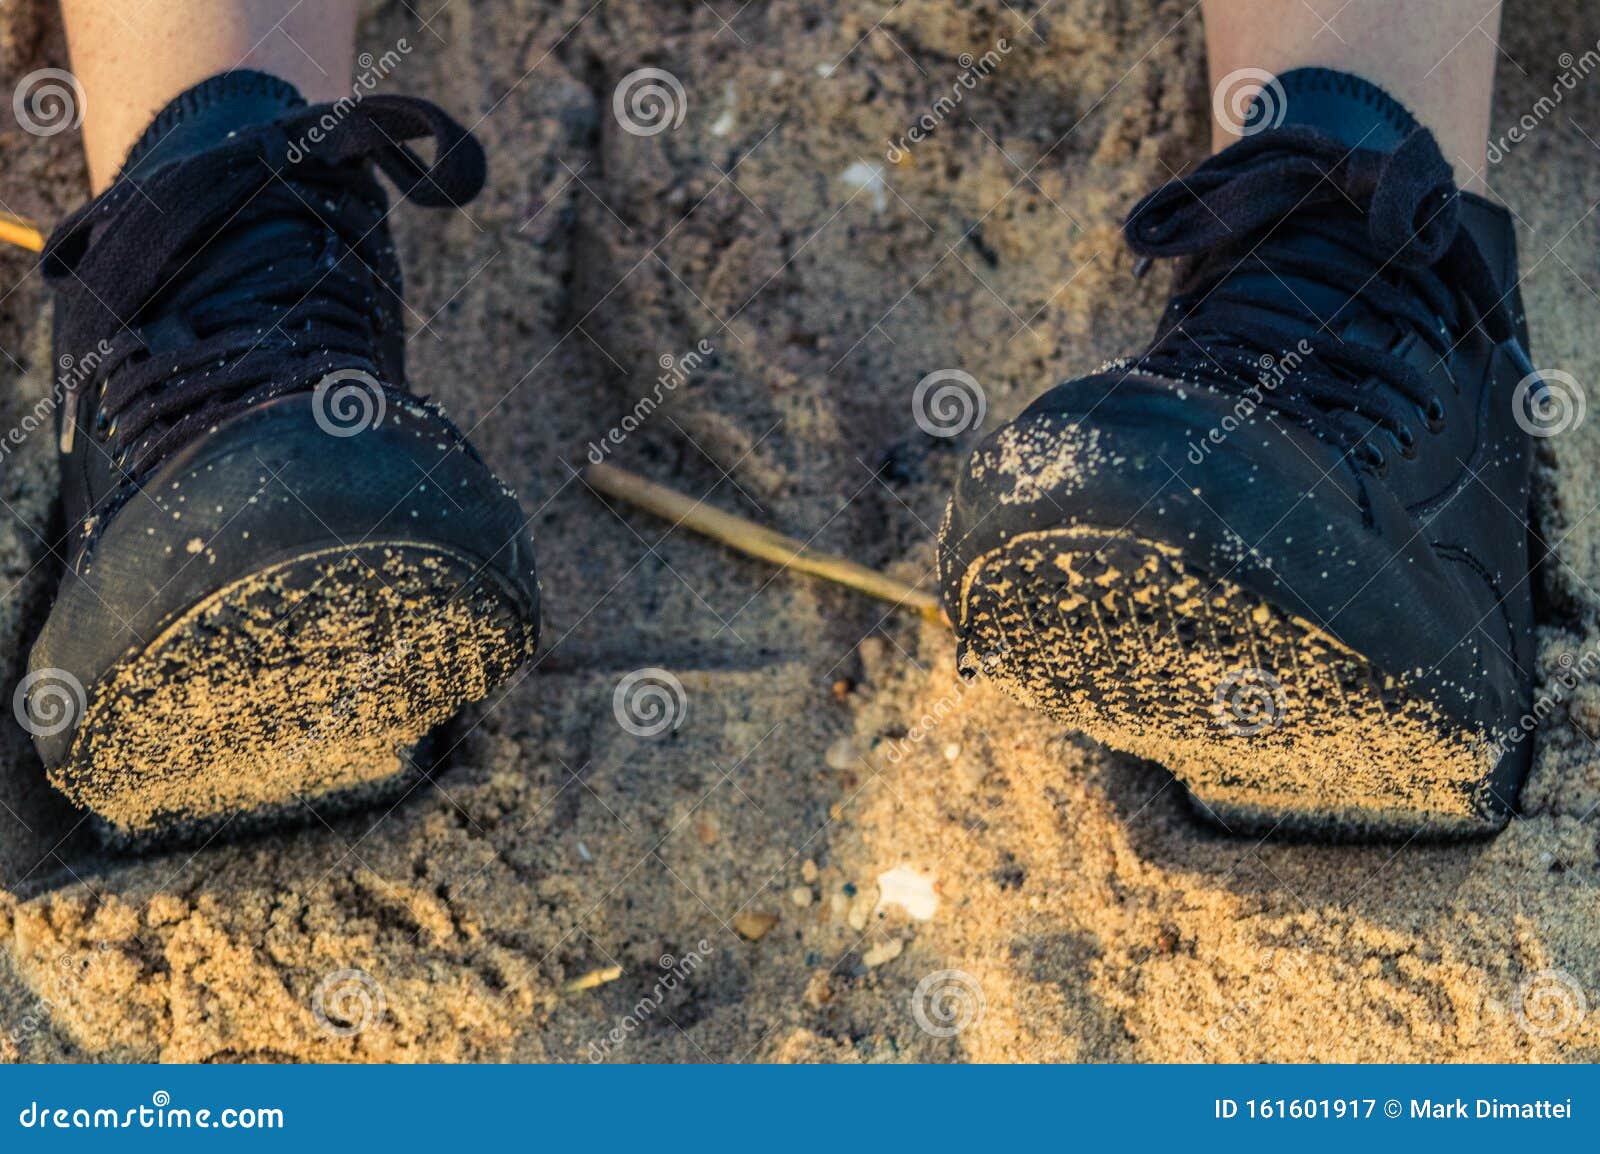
top-left (1215, 71), bottom-right (1426, 351)
top-left (121, 69), bottom-right (305, 180)
top-left (1246, 67), bottom-right (1420, 152)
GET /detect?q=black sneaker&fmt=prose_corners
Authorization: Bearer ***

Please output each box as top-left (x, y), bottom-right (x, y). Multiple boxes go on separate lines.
top-left (25, 71), bottom-right (539, 838)
top-left (938, 68), bottom-right (1539, 839)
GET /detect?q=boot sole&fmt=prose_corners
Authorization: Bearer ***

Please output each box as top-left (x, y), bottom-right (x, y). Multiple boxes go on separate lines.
top-left (48, 541), bottom-right (534, 839)
top-left (951, 526), bottom-right (1517, 839)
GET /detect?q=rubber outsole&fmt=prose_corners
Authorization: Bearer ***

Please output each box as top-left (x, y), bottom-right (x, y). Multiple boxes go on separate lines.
top-left (950, 526), bottom-right (1516, 839)
top-left (48, 542), bottom-right (534, 839)
top-left (86, 737), bottom-right (436, 855)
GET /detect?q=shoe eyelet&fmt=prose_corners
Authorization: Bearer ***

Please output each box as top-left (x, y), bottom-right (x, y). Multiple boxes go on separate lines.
top-left (1395, 424), bottom-right (1418, 459)
top-left (1420, 396), bottom-right (1446, 433)
top-left (1361, 443), bottom-right (1388, 476)
top-left (93, 408), bottom-right (109, 436)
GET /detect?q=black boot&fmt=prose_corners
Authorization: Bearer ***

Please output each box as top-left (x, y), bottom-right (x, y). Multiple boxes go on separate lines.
top-left (26, 71), bottom-right (539, 837)
top-left (938, 69), bottom-right (1538, 838)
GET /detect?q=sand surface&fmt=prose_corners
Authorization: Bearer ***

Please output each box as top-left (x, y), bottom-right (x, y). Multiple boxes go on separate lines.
top-left (2, 0), bottom-right (1599, 1062)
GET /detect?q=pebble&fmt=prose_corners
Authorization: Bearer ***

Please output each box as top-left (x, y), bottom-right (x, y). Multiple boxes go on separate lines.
top-left (942, 742), bottom-right (961, 762)
top-left (824, 737), bottom-right (858, 771)
top-left (847, 894), bottom-right (873, 931)
top-left (733, 910), bottom-right (779, 942)
top-left (863, 939), bottom-right (903, 968)
top-left (801, 859), bottom-right (819, 884)
top-left (876, 866), bottom-right (939, 921)
top-left (789, 886), bottom-right (814, 908)
top-left (803, 972), bottom-right (832, 1007)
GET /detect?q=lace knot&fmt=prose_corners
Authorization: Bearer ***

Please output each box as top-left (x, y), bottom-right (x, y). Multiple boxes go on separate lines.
top-left (1124, 125), bottom-right (1459, 270)
top-left (41, 94), bottom-right (486, 475)
top-left (1364, 129), bottom-right (1458, 267)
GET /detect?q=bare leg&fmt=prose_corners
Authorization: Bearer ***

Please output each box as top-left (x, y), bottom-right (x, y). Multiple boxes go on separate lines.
top-left (60, 0), bottom-right (359, 192)
top-left (1202, 0), bottom-right (1500, 193)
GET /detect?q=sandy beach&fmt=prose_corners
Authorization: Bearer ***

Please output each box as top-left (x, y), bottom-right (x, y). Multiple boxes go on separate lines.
top-left (1, 0), bottom-right (1599, 1062)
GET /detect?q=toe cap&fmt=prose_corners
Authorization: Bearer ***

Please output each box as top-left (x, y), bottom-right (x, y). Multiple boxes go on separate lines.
top-left (939, 368), bottom-right (1525, 730)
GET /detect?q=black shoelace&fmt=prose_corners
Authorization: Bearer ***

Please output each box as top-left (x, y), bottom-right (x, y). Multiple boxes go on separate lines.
top-left (43, 94), bottom-right (485, 474)
top-left (1123, 125), bottom-right (1530, 474)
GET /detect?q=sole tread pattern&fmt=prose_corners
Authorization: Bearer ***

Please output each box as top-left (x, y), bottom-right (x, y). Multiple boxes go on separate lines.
top-left (953, 526), bottom-right (1506, 838)
top-left (53, 544), bottom-right (534, 838)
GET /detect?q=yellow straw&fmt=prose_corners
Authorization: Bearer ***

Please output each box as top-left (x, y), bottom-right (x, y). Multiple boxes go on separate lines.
top-left (562, 965), bottom-right (623, 994)
top-left (0, 212), bottom-right (45, 254)
top-left (584, 462), bottom-right (948, 627)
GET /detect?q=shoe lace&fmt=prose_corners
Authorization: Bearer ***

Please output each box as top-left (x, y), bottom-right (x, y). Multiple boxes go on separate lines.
top-left (1122, 124), bottom-right (1531, 473)
top-left (43, 94), bottom-right (485, 473)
